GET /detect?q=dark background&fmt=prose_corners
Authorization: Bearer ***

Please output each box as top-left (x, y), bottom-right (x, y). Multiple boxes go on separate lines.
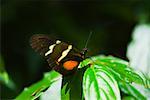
top-left (1, 0), bottom-right (150, 99)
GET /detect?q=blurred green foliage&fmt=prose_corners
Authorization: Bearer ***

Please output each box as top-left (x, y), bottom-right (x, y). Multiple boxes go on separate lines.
top-left (1, 0), bottom-right (150, 99)
top-left (0, 56), bottom-right (15, 89)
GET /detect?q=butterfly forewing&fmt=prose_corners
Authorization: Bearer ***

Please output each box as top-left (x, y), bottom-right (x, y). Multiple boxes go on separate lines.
top-left (46, 41), bottom-right (69, 67)
top-left (30, 34), bottom-right (56, 57)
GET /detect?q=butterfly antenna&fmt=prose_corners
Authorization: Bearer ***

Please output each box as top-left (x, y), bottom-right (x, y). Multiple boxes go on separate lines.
top-left (81, 31), bottom-right (93, 57)
top-left (84, 31), bottom-right (93, 48)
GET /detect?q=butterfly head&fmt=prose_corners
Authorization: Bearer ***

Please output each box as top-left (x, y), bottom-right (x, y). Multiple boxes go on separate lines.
top-left (80, 48), bottom-right (88, 58)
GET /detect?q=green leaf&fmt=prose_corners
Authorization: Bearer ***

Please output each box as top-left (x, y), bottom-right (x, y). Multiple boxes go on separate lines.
top-left (83, 64), bottom-right (121, 100)
top-left (122, 96), bottom-right (136, 100)
top-left (61, 67), bottom-right (87, 100)
top-left (0, 55), bottom-right (15, 89)
top-left (119, 82), bottom-right (146, 100)
top-left (81, 55), bottom-right (149, 88)
top-left (81, 55), bottom-right (149, 99)
top-left (40, 75), bottom-right (62, 100)
top-left (61, 83), bottom-right (70, 100)
top-left (15, 70), bottom-right (61, 100)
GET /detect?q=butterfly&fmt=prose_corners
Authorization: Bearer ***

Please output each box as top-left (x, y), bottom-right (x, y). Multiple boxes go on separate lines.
top-left (30, 34), bottom-right (88, 75)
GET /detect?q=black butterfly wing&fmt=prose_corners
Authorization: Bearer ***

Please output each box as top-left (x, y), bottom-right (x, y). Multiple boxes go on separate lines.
top-left (30, 34), bottom-right (72, 67)
top-left (30, 34), bottom-right (84, 75)
top-left (30, 34), bottom-right (58, 67)
top-left (30, 34), bottom-right (56, 57)
top-left (45, 40), bottom-right (69, 67)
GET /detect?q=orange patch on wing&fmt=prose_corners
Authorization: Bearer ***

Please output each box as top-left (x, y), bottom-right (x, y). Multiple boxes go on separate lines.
top-left (63, 60), bottom-right (79, 70)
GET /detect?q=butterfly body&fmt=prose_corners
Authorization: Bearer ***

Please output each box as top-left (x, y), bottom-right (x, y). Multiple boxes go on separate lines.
top-left (30, 34), bottom-right (87, 75)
